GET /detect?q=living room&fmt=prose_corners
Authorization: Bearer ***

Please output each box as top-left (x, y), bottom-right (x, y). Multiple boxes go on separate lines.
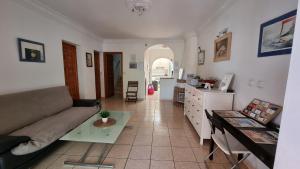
top-left (0, 0), bottom-right (299, 169)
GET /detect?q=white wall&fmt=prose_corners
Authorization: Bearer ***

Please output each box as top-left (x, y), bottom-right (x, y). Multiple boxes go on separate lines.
top-left (102, 39), bottom-right (184, 99)
top-left (182, 34), bottom-right (198, 77)
top-left (196, 0), bottom-right (298, 168)
top-left (275, 1), bottom-right (300, 168)
top-left (0, 0), bottom-right (102, 99)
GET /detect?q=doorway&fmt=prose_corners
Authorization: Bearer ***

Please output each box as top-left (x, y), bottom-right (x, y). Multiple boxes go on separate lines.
top-left (144, 44), bottom-right (175, 97)
top-left (103, 52), bottom-right (123, 98)
top-left (94, 50), bottom-right (101, 99)
top-left (62, 42), bottom-right (80, 100)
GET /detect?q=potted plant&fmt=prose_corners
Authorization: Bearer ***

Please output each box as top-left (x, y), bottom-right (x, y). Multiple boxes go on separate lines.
top-left (100, 111), bottom-right (110, 123)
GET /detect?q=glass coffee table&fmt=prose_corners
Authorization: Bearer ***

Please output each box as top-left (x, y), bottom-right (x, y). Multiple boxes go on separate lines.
top-left (60, 111), bottom-right (132, 168)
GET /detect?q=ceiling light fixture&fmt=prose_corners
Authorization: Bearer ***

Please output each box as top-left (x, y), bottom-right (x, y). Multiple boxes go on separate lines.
top-left (126, 0), bottom-right (152, 16)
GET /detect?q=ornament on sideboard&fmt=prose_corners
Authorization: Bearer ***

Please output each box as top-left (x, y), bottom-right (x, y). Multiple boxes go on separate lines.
top-left (217, 28), bottom-right (229, 38)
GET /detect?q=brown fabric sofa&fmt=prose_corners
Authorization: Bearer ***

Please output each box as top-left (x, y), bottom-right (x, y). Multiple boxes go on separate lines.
top-left (0, 86), bottom-right (100, 169)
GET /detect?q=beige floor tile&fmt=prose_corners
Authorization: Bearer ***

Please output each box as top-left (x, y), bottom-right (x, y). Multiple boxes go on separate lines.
top-left (32, 153), bottom-right (61, 169)
top-left (198, 163), bottom-right (225, 169)
top-left (152, 136), bottom-right (171, 147)
top-left (116, 133), bottom-right (136, 145)
top-left (153, 128), bottom-right (169, 136)
top-left (65, 142), bottom-right (91, 156)
top-left (187, 137), bottom-right (201, 148)
top-left (88, 143), bottom-right (105, 156)
top-left (169, 129), bottom-right (187, 137)
top-left (150, 160), bottom-right (175, 169)
top-left (121, 126), bottom-right (138, 135)
top-left (139, 120), bottom-right (154, 127)
top-left (100, 158), bottom-right (127, 169)
top-left (129, 146), bottom-right (151, 160)
top-left (47, 155), bottom-right (80, 169)
top-left (151, 147), bottom-right (173, 161)
top-left (192, 148), bottom-right (228, 164)
top-left (107, 145), bottom-right (131, 158)
top-left (174, 162), bottom-right (201, 169)
top-left (52, 142), bottom-right (74, 155)
top-left (133, 135), bottom-right (152, 146)
top-left (125, 159), bottom-right (150, 169)
top-left (137, 127), bottom-right (153, 136)
top-left (172, 147), bottom-right (196, 162)
top-left (170, 136), bottom-right (190, 147)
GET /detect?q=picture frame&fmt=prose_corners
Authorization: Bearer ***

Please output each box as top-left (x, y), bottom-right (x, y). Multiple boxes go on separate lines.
top-left (218, 73), bottom-right (234, 92)
top-left (129, 62), bottom-right (137, 69)
top-left (258, 10), bottom-right (297, 57)
top-left (214, 32), bottom-right (232, 62)
top-left (18, 38), bottom-right (45, 63)
top-left (197, 47), bottom-right (205, 65)
top-left (86, 53), bottom-right (93, 67)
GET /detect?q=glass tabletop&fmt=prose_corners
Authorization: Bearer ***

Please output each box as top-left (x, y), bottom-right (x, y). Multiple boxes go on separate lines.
top-left (60, 111), bottom-right (132, 144)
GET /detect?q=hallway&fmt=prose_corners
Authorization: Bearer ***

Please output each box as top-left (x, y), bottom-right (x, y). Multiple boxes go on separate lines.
top-left (33, 96), bottom-right (247, 169)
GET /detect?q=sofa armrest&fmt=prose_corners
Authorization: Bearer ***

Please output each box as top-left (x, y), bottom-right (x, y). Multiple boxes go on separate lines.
top-left (73, 99), bottom-right (101, 108)
top-left (0, 135), bottom-right (30, 154)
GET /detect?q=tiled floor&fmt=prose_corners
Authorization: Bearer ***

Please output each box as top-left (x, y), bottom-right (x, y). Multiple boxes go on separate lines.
top-left (32, 93), bottom-right (248, 169)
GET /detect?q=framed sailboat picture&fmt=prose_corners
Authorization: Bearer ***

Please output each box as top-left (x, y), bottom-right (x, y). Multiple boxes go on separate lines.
top-left (258, 10), bottom-right (297, 57)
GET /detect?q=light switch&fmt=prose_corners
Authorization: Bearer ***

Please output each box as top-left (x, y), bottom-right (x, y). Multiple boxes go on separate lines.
top-left (257, 80), bottom-right (264, 89)
top-left (248, 79), bottom-right (255, 87)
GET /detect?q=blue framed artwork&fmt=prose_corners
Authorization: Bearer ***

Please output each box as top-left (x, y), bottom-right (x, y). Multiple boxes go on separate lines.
top-left (258, 10), bottom-right (297, 57)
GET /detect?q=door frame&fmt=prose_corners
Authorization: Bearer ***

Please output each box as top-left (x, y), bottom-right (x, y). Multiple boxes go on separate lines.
top-left (103, 52), bottom-right (123, 98)
top-left (94, 50), bottom-right (101, 99)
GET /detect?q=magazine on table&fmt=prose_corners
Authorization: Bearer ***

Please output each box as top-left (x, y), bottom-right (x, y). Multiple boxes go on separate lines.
top-left (224, 118), bottom-right (265, 128)
top-left (241, 130), bottom-right (278, 144)
top-left (214, 110), bottom-right (246, 118)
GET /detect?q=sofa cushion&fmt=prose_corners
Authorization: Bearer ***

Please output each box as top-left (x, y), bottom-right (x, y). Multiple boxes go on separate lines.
top-left (0, 86), bottom-right (73, 135)
top-left (10, 106), bottom-right (98, 155)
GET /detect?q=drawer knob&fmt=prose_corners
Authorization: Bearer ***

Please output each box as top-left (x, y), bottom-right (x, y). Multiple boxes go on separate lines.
top-left (196, 122), bottom-right (199, 125)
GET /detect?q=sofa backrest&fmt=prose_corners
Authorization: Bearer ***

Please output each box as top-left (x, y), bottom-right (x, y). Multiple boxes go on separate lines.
top-left (0, 86), bottom-right (73, 135)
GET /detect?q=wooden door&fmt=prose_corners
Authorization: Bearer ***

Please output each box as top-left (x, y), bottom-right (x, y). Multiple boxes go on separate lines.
top-left (62, 42), bottom-right (80, 100)
top-left (104, 53), bottom-right (115, 98)
top-left (94, 51), bottom-right (101, 99)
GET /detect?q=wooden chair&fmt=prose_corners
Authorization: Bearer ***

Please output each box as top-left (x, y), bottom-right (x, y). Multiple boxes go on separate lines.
top-left (126, 81), bottom-right (138, 102)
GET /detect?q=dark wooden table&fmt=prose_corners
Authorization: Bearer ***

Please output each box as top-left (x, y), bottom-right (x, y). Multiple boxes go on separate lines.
top-left (210, 110), bottom-right (278, 169)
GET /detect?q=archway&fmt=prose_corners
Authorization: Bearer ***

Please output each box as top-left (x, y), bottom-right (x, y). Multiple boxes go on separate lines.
top-left (144, 44), bottom-right (175, 96)
top-left (151, 58), bottom-right (174, 82)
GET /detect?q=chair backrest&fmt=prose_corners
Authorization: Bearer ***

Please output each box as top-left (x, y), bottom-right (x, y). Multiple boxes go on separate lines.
top-left (205, 109), bottom-right (225, 134)
top-left (127, 81), bottom-right (138, 91)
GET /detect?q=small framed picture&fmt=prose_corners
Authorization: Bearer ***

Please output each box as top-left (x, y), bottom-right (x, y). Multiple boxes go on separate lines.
top-left (258, 10), bottom-right (297, 57)
top-left (198, 47), bottom-right (205, 65)
top-left (18, 38), bottom-right (45, 63)
top-left (86, 53), bottom-right (93, 67)
top-left (129, 62), bottom-right (137, 69)
top-left (214, 32), bottom-right (232, 62)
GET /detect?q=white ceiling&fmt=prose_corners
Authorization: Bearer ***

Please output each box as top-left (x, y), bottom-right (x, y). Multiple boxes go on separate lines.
top-left (35, 0), bottom-right (229, 39)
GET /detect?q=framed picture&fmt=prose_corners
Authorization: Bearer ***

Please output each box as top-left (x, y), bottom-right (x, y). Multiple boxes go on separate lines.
top-left (129, 62), bottom-right (137, 69)
top-left (86, 53), bottom-right (93, 67)
top-left (214, 32), bottom-right (232, 62)
top-left (18, 38), bottom-right (45, 63)
top-left (258, 10), bottom-right (297, 57)
top-left (197, 47), bottom-right (205, 65)
top-left (218, 73), bottom-right (234, 92)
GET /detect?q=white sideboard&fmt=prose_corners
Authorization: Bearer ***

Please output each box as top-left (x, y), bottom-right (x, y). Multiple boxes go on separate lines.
top-left (184, 84), bottom-right (234, 145)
